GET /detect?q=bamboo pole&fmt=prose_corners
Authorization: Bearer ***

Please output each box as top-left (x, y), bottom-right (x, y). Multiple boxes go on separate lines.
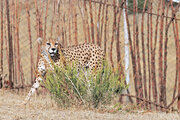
top-left (78, 0), bottom-right (87, 43)
top-left (116, 2), bottom-right (123, 69)
top-left (84, 1), bottom-right (91, 43)
top-left (39, 0), bottom-right (43, 38)
top-left (147, 0), bottom-right (151, 108)
top-left (34, 0), bottom-right (42, 68)
top-left (9, 0), bottom-right (14, 86)
top-left (96, 0), bottom-right (102, 46)
top-left (6, 0), bottom-right (13, 89)
top-left (163, 1), bottom-right (171, 108)
top-left (103, 4), bottom-right (108, 54)
top-left (172, 20), bottom-right (178, 102)
top-left (89, 0), bottom-right (95, 44)
top-left (55, 0), bottom-right (60, 39)
top-left (62, 3), bottom-right (67, 47)
top-left (141, 0), bottom-right (148, 107)
top-left (109, 0), bottom-right (116, 68)
top-left (12, 0), bottom-right (17, 86)
top-left (94, 2), bottom-right (98, 44)
top-left (5, 18), bottom-right (9, 84)
top-left (167, 1), bottom-right (180, 110)
top-left (50, 1), bottom-right (56, 38)
top-left (0, 0), bottom-right (3, 88)
top-left (26, 0), bottom-right (34, 85)
top-left (68, 1), bottom-right (72, 45)
top-left (15, 0), bottom-right (22, 87)
top-left (72, 0), bottom-right (78, 45)
top-left (99, 0), bottom-right (106, 47)
top-left (134, 0), bottom-right (143, 104)
top-left (44, 0), bottom-right (50, 40)
top-left (60, 1), bottom-right (65, 46)
top-left (159, 0), bottom-right (166, 107)
top-left (151, 0), bottom-right (161, 109)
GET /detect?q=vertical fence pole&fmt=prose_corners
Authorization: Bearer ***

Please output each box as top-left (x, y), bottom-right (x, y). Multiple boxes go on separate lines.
top-left (151, 0), bottom-right (160, 109)
top-left (124, 0), bottom-right (131, 98)
top-left (135, 0), bottom-right (144, 104)
top-left (147, 1), bottom-right (151, 108)
top-left (104, 4), bottom-right (108, 54)
top-left (12, 1), bottom-right (17, 86)
top-left (172, 20), bottom-right (178, 102)
top-left (6, 0), bottom-right (13, 88)
top-left (89, 0), bottom-right (95, 43)
top-left (84, 1), bottom-right (91, 43)
top-left (124, 0), bottom-right (140, 104)
top-left (72, 0), bottom-right (78, 45)
top-left (163, 1), bottom-right (171, 108)
top-left (96, 0), bottom-right (102, 46)
top-left (159, 0), bottom-right (166, 107)
top-left (26, 0), bottom-right (34, 85)
top-left (50, 1), bottom-right (55, 38)
top-left (116, 1), bottom-right (123, 74)
top-left (34, 0), bottom-right (43, 68)
top-left (110, 0), bottom-right (117, 68)
top-left (15, 0), bottom-right (22, 87)
top-left (141, 0), bottom-right (148, 107)
top-left (169, 1), bottom-right (180, 110)
top-left (44, 0), bottom-right (50, 40)
top-left (167, 0), bottom-right (180, 110)
top-left (99, 0), bottom-right (106, 47)
top-left (0, 0), bottom-right (4, 88)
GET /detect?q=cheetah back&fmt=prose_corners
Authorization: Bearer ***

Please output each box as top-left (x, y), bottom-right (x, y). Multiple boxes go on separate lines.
top-left (62, 43), bottom-right (105, 71)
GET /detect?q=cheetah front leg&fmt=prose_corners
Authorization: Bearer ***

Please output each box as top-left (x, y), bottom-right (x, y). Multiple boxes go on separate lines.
top-left (23, 60), bottom-right (46, 105)
top-left (23, 49), bottom-right (53, 105)
top-left (23, 76), bottom-right (43, 105)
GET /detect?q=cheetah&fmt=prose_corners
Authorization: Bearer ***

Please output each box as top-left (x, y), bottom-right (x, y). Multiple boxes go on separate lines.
top-left (23, 37), bottom-right (105, 104)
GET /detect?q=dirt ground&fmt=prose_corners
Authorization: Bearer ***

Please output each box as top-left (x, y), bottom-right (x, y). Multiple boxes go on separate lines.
top-left (0, 89), bottom-right (180, 120)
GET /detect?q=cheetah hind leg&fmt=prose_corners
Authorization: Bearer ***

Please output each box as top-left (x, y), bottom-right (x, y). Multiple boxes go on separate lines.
top-left (82, 66), bottom-right (92, 92)
top-left (75, 66), bottom-right (91, 87)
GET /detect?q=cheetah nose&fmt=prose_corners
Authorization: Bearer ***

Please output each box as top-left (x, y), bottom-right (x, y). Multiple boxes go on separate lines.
top-left (52, 48), bottom-right (56, 51)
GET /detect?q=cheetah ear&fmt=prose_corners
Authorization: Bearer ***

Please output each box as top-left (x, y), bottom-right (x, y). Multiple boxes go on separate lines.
top-left (59, 43), bottom-right (63, 49)
top-left (57, 37), bottom-right (61, 42)
top-left (37, 37), bottom-right (43, 45)
top-left (56, 37), bottom-right (63, 49)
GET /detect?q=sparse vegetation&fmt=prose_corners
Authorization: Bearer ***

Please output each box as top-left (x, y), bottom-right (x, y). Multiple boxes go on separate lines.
top-left (44, 61), bottom-right (127, 108)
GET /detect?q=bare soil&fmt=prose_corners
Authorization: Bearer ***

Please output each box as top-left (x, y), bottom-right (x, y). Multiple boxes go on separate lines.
top-left (0, 89), bottom-right (180, 120)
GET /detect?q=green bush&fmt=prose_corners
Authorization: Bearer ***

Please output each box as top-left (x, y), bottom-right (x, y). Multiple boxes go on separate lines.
top-left (44, 61), bottom-right (127, 108)
top-left (119, 0), bottom-right (148, 13)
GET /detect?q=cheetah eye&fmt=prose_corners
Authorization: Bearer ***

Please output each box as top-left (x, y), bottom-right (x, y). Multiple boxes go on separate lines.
top-left (55, 43), bottom-right (58, 46)
top-left (46, 43), bottom-right (51, 46)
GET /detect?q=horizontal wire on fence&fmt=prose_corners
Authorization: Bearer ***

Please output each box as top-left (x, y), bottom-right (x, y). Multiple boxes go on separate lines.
top-left (1, 0), bottom-right (179, 55)
top-left (83, 0), bottom-right (180, 21)
top-left (0, 2), bottom-right (179, 64)
top-left (1, 0), bottom-right (180, 27)
top-left (1, 0), bottom-right (179, 58)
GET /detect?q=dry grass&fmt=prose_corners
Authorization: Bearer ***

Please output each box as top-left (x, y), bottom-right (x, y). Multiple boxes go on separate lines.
top-left (0, 89), bottom-right (180, 120)
top-left (1, 0), bottom-right (180, 113)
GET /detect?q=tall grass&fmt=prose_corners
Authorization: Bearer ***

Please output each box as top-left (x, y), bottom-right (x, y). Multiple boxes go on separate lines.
top-left (44, 61), bottom-right (127, 108)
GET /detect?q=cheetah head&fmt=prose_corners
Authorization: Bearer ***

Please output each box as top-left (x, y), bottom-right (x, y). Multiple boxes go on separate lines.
top-left (37, 37), bottom-right (61, 57)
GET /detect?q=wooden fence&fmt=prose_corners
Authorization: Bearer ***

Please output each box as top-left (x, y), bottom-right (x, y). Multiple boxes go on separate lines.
top-left (0, 0), bottom-right (180, 111)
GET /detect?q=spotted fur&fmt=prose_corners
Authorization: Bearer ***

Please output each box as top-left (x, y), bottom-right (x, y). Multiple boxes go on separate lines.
top-left (23, 37), bottom-right (105, 104)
